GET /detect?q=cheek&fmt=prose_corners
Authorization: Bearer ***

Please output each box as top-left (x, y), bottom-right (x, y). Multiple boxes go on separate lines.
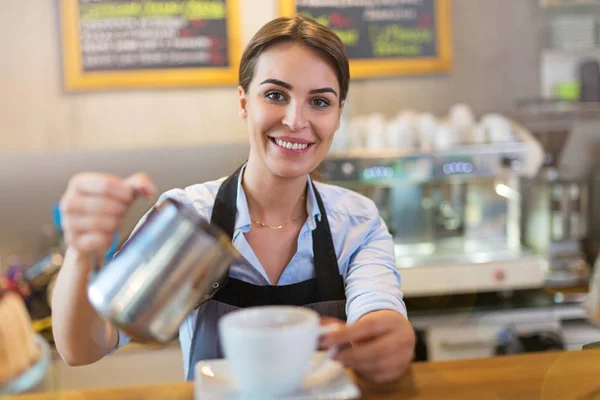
top-left (316, 115), bottom-right (341, 143)
top-left (249, 102), bottom-right (281, 134)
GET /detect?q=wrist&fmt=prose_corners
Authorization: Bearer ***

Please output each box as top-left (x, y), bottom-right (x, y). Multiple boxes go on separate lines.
top-left (63, 247), bottom-right (96, 275)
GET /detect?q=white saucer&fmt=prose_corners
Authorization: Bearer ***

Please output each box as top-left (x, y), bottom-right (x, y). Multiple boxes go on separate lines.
top-left (194, 352), bottom-right (360, 399)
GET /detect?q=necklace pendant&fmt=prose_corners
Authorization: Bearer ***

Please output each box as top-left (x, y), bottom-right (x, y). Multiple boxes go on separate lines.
top-left (253, 220), bottom-right (287, 230)
top-left (251, 213), bottom-right (305, 230)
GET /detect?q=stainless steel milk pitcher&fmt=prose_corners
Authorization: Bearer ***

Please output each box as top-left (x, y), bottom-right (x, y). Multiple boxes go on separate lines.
top-left (87, 198), bottom-right (238, 344)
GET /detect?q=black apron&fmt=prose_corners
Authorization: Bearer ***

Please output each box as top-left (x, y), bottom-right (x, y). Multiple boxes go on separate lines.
top-left (185, 166), bottom-right (347, 380)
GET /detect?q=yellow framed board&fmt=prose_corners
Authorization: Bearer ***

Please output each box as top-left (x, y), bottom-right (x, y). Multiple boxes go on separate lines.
top-left (279, 0), bottom-right (452, 79)
top-left (60, 0), bottom-right (242, 91)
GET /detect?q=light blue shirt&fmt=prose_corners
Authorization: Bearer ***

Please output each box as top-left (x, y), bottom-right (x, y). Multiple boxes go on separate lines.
top-left (113, 168), bottom-right (407, 378)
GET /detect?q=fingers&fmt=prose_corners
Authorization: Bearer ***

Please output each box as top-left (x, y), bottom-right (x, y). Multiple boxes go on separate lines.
top-left (124, 173), bottom-right (157, 198)
top-left (335, 331), bottom-right (398, 366)
top-left (318, 317), bottom-right (345, 349)
top-left (61, 215), bottom-right (124, 234)
top-left (323, 311), bottom-right (415, 385)
top-left (338, 334), bottom-right (411, 384)
top-left (70, 173), bottom-right (136, 203)
top-left (320, 317), bottom-right (344, 326)
top-left (61, 196), bottom-right (130, 217)
top-left (321, 315), bottom-right (393, 348)
top-left (59, 172), bottom-right (155, 256)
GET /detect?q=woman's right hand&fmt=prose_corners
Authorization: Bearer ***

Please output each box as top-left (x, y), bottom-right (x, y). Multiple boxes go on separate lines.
top-left (59, 172), bottom-right (156, 259)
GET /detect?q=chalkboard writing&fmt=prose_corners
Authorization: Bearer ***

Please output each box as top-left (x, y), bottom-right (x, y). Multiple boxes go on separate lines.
top-left (297, 0), bottom-right (436, 59)
top-left (279, 0), bottom-right (452, 78)
top-left (60, 0), bottom-right (241, 90)
top-left (78, 0), bottom-right (229, 71)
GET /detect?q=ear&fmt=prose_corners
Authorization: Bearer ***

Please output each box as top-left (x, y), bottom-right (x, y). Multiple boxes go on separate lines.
top-left (335, 100), bottom-right (346, 131)
top-left (238, 86), bottom-right (248, 120)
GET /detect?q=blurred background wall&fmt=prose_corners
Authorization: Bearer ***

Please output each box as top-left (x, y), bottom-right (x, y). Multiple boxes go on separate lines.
top-left (0, 0), bottom-right (542, 154)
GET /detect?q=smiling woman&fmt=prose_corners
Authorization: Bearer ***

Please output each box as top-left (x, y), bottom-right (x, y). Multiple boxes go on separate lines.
top-left (237, 16), bottom-right (349, 181)
top-left (52, 15), bottom-right (415, 386)
top-left (242, 41), bottom-right (344, 179)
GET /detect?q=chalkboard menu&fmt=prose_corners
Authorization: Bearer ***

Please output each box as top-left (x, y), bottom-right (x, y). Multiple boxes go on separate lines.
top-left (60, 0), bottom-right (242, 90)
top-left (279, 0), bottom-right (452, 78)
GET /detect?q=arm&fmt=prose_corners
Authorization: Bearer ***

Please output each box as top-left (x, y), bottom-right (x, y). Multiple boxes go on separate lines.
top-left (51, 172), bottom-right (155, 366)
top-left (51, 248), bottom-right (119, 366)
top-left (323, 206), bottom-right (415, 383)
top-left (323, 310), bottom-right (415, 383)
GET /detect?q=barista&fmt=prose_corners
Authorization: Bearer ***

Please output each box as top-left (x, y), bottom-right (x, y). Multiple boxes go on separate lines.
top-left (51, 16), bottom-right (415, 384)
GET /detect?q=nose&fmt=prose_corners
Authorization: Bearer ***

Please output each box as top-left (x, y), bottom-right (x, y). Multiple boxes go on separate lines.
top-left (282, 102), bottom-right (308, 132)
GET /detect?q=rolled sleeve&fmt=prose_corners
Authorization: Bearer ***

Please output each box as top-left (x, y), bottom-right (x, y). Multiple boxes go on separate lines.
top-left (344, 212), bottom-right (407, 324)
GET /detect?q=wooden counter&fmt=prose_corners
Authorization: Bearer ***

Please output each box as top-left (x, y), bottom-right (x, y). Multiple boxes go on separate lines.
top-left (5, 350), bottom-right (600, 400)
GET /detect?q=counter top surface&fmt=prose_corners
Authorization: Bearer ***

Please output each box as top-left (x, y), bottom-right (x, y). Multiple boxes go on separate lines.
top-left (4, 349), bottom-right (600, 400)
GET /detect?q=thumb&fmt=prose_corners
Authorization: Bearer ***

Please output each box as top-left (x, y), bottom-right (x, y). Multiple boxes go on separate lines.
top-left (320, 317), bottom-right (344, 327)
top-left (319, 317), bottom-right (345, 348)
top-left (123, 173), bottom-right (157, 198)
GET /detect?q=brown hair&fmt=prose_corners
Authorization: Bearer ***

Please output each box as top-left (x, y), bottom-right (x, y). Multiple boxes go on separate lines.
top-left (239, 16), bottom-right (350, 104)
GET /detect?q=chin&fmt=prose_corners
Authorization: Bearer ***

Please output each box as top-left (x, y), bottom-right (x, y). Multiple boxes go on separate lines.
top-left (265, 159), bottom-right (314, 179)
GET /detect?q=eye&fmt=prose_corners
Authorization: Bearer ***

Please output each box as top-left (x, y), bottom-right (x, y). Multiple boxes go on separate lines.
top-left (311, 98), bottom-right (330, 108)
top-left (265, 91), bottom-right (286, 102)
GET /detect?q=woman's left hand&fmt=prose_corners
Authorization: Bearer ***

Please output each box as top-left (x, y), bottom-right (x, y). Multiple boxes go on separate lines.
top-left (321, 310), bottom-right (415, 384)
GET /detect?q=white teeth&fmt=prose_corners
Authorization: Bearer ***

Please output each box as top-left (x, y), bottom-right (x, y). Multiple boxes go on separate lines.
top-left (274, 139), bottom-right (309, 150)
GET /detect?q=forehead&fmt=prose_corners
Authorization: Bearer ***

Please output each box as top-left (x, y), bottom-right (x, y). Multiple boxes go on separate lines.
top-left (252, 41), bottom-right (339, 91)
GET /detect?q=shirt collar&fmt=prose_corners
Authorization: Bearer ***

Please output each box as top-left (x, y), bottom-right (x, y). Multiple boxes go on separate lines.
top-left (233, 164), bottom-right (322, 233)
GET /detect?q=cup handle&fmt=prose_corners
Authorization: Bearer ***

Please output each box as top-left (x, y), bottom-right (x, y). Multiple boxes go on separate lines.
top-left (312, 324), bottom-right (341, 371)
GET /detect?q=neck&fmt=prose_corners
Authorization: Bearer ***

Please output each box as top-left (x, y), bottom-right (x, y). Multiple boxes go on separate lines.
top-left (242, 156), bottom-right (308, 226)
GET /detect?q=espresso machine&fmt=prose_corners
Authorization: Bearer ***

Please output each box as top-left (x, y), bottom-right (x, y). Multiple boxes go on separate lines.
top-left (318, 122), bottom-right (548, 297)
top-left (518, 102), bottom-right (600, 290)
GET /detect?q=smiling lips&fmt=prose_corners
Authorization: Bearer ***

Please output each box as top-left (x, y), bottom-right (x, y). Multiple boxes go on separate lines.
top-left (270, 137), bottom-right (313, 151)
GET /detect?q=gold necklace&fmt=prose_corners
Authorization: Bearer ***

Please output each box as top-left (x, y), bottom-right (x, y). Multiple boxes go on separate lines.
top-left (250, 193), bottom-right (307, 230)
top-left (251, 214), bottom-right (306, 230)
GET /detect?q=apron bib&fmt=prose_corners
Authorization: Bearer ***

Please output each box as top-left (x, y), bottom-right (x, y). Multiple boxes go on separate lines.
top-left (186, 166), bottom-right (346, 380)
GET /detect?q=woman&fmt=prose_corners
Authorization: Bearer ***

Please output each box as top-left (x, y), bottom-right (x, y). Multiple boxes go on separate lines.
top-left (52, 16), bottom-right (415, 384)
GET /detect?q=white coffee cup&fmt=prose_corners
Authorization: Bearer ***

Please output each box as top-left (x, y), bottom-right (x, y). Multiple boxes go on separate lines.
top-left (218, 306), bottom-right (339, 396)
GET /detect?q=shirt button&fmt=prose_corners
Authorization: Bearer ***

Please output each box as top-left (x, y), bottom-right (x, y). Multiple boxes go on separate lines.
top-left (212, 282), bottom-right (220, 289)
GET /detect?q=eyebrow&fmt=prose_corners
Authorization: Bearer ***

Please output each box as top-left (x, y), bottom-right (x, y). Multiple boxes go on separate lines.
top-left (260, 79), bottom-right (338, 98)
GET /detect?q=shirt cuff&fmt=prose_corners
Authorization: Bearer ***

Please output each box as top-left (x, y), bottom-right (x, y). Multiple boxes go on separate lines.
top-left (346, 291), bottom-right (408, 324)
